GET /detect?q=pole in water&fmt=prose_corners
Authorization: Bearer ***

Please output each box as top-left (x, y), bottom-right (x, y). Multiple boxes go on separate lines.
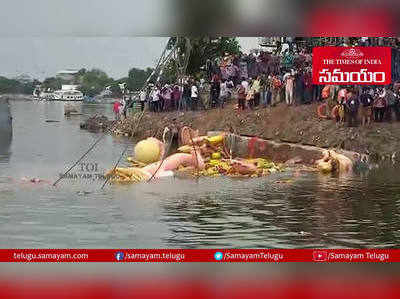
top-left (100, 37), bottom-right (180, 189)
top-left (100, 142), bottom-right (131, 189)
top-left (53, 114), bottom-right (124, 187)
top-left (147, 127), bottom-right (174, 182)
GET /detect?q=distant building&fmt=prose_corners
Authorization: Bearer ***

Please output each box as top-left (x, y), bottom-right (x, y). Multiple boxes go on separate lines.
top-left (56, 69), bottom-right (79, 82)
top-left (61, 85), bottom-right (79, 91)
top-left (258, 37), bottom-right (295, 54)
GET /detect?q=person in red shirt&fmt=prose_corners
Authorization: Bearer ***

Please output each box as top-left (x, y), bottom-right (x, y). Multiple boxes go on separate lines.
top-left (172, 85), bottom-right (181, 111)
top-left (113, 100), bottom-right (121, 120)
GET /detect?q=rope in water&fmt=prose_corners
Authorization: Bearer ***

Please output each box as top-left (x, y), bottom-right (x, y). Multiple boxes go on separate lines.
top-left (147, 127), bottom-right (199, 183)
top-left (100, 108), bottom-right (148, 189)
top-left (52, 120), bottom-right (122, 187)
top-left (146, 127), bottom-right (175, 182)
top-left (100, 38), bottom-right (183, 189)
top-left (54, 38), bottom-right (177, 188)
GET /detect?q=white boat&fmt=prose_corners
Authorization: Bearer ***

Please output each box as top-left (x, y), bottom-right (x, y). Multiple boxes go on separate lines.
top-left (33, 85), bottom-right (84, 101)
top-left (52, 89), bottom-right (84, 101)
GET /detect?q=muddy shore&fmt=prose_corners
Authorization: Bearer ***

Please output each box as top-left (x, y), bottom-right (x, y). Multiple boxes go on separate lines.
top-left (84, 102), bottom-right (400, 162)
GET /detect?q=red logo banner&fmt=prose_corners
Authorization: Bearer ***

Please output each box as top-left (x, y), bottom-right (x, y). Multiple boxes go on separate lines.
top-left (312, 47), bottom-right (392, 85)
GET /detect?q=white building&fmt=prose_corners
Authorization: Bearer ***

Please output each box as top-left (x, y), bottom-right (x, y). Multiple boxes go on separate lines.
top-left (56, 69), bottom-right (80, 82)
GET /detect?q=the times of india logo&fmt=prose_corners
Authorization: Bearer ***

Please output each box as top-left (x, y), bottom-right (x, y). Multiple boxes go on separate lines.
top-left (313, 47), bottom-right (391, 85)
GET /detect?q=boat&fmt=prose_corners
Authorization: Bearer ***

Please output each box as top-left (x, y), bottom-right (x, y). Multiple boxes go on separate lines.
top-left (33, 85), bottom-right (84, 102)
top-left (52, 89), bottom-right (84, 101)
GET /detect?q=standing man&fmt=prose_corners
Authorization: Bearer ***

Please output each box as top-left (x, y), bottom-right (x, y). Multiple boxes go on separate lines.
top-left (181, 80), bottom-right (191, 112)
top-left (119, 98), bottom-right (126, 120)
top-left (172, 85), bottom-right (181, 111)
top-left (210, 78), bottom-right (221, 109)
top-left (164, 84), bottom-right (173, 111)
top-left (151, 86), bottom-right (161, 113)
top-left (283, 71), bottom-right (294, 106)
top-left (271, 74), bottom-right (282, 106)
top-left (262, 75), bottom-right (272, 108)
top-left (113, 100), bottom-right (121, 120)
top-left (237, 83), bottom-right (246, 111)
top-left (393, 85), bottom-right (400, 121)
top-left (241, 77), bottom-right (249, 94)
top-left (259, 74), bottom-right (266, 108)
top-left (191, 81), bottom-right (199, 111)
top-left (219, 79), bottom-right (229, 109)
top-left (359, 87), bottom-right (374, 126)
top-left (303, 69), bottom-right (313, 104)
top-left (294, 69), bottom-right (305, 105)
top-left (346, 89), bottom-right (360, 127)
top-left (251, 76), bottom-right (261, 107)
top-left (385, 85), bottom-right (397, 122)
top-left (140, 89), bottom-right (147, 112)
top-left (373, 87), bottom-right (387, 122)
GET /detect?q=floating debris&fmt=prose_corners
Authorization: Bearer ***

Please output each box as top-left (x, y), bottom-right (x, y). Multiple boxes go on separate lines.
top-left (80, 115), bottom-right (112, 132)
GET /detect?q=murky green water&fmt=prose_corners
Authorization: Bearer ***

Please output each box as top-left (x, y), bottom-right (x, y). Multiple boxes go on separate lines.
top-left (0, 101), bottom-right (399, 248)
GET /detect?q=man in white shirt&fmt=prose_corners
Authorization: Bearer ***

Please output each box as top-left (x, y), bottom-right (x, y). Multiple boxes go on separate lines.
top-left (140, 90), bottom-right (147, 112)
top-left (191, 82), bottom-right (199, 111)
top-left (283, 72), bottom-right (294, 105)
top-left (151, 87), bottom-right (160, 112)
top-left (219, 80), bottom-right (229, 109)
top-left (241, 78), bottom-right (249, 93)
top-left (119, 98), bottom-right (126, 120)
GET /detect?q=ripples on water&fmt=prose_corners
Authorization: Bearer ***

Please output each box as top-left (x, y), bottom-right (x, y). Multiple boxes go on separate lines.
top-left (158, 171), bottom-right (400, 249)
top-left (0, 101), bottom-right (399, 248)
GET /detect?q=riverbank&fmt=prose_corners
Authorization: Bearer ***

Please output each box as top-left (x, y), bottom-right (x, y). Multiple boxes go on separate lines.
top-left (3, 100), bottom-right (400, 249)
top-left (98, 102), bottom-right (400, 161)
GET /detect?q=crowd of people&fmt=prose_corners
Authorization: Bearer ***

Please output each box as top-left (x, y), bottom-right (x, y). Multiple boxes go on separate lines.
top-left (126, 68), bottom-right (317, 114)
top-left (324, 84), bottom-right (400, 127)
top-left (111, 49), bottom-right (400, 129)
top-left (108, 49), bottom-right (314, 116)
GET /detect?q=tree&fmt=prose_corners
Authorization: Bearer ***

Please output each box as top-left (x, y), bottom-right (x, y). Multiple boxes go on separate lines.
top-left (125, 67), bottom-right (154, 91)
top-left (0, 76), bottom-right (20, 94)
top-left (41, 77), bottom-right (63, 91)
top-left (77, 68), bottom-right (113, 97)
top-left (167, 37), bottom-right (241, 76)
top-left (78, 68), bottom-right (87, 76)
top-left (0, 76), bottom-right (37, 94)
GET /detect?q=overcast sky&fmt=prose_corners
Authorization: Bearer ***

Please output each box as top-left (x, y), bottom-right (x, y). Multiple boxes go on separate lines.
top-left (0, 0), bottom-right (170, 80)
top-left (0, 37), bottom-right (170, 80)
top-left (0, 37), bottom-right (260, 80)
top-left (0, 1), bottom-right (259, 80)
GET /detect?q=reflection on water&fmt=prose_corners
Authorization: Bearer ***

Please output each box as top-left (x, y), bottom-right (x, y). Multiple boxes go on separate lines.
top-left (0, 100), bottom-right (399, 248)
top-left (0, 130), bottom-right (12, 163)
top-left (158, 171), bottom-right (400, 249)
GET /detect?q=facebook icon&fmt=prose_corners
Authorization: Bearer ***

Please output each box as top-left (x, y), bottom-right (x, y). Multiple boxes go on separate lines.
top-left (115, 251), bottom-right (125, 261)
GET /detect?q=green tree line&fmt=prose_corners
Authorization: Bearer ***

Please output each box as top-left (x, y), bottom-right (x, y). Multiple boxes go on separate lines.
top-left (0, 76), bottom-right (40, 95)
top-left (0, 37), bottom-right (241, 96)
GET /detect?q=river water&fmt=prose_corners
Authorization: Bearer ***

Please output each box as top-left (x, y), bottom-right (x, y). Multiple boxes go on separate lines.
top-left (0, 100), bottom-right (399, 249)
